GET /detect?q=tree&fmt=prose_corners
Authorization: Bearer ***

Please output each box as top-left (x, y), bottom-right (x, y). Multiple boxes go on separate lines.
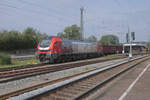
top-left (147, 42), bottom-right (150, 50)
top-left (22, 27), bottom-right (47, 49)
top-left (57, 24), bottom-right (82, 40)
top-left (99, 34), bottom-right (119, 45)
top-left (23, 27), bottom-right (36, 36)
top-left (0, 30), bottom-right (22, 51)
top-left (22, 27), bottom-right (37, 49)
top-left (87, 35), bottom-right (97, 42)
top-left (0, 27), bottom-right (49, 51)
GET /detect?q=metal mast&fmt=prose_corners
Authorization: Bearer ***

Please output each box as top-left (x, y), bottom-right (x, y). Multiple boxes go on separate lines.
top-left (128, 26), bottom-right (132, 58)
top-left (80, 7), bottom-right (84, 40)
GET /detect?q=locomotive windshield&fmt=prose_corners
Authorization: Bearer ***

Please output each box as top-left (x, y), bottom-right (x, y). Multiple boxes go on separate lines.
top-left (40, 38), bottom-right (51, 47)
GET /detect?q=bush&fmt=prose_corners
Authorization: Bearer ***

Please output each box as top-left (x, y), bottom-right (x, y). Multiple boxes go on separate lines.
top-left (0, 53), bottom-right (11, 65)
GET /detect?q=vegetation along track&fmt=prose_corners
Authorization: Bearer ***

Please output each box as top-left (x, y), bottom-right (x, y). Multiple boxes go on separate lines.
top-left (0, 55), bottom-right (126, 83)
top-left (2, 55), bottom-right (149, 100)
top-left (0, 54), bottom-right (125, 72)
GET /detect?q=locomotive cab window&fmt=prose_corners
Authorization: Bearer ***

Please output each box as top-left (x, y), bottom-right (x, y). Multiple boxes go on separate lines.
top-left (59, 42), bottom-right (61, 46)
top-left (40, 37), bottom-right (51, 47)
top-left (54, 42), bottom-right (57, 46)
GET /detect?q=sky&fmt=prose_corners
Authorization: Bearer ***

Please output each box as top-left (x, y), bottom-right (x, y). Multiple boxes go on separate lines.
top-left (0, 0), bottom-right (150, 43)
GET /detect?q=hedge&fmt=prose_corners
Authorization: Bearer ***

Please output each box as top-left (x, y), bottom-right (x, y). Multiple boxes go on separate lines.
top-left (0, 53), bottom-right (11, 65)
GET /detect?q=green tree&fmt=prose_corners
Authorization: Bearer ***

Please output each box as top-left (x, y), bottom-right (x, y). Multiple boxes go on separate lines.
top-left (0, 30), bottom-right (9, 51)
top-left (147, 42), bottom-right (150, 50)
top-left (57, 24), bottom-right (82, 40)
top-left (0, 27), bottom-right (48, 51)
top-left (0, 30), bottom-right (21, 51)
top-left (22, 27), bottom-right (37, 48)
top-left (99, 34), bottom-right (119, 45)
top-left (8, 30), bottom-right (21, 50)
top-left (23, 27), bottom-right (36, 36)
top-left (87, 35), bottom-right (97, 42)
top-left (22, 27), bottom-right (47, 49)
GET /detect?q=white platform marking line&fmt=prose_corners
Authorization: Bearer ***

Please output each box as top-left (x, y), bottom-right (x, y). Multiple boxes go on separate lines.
top-left (118, 64), bottom-right (150, 100)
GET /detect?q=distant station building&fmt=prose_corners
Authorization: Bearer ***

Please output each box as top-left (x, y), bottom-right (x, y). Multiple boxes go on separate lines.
top-left (122, 42), bottom-right (147, 54)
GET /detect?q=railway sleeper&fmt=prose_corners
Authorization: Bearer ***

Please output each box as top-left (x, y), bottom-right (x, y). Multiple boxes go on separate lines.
top-left (49, 94), bottom-right (70, 100)
top-left (37, 96), bottom-right (58, 100)
top-left (54, 92), bottom-right (74, 98)
top-left (68, 87), bottom-right (88, 92)
top-left (71, 84), bottom-right (90, 88)
top-left (85, 79), bottom-right (100, 82)
top-left (56, 91), bottom-right (76, 97)
top-left (76, 83), bottom-right (93, 88)
top-left (61, 89), bottom-right (79, 95)
top-left (87, 78), bottom-right (102, 83)
top-left (79, 81), bottom-right (97, 85)
top-left (81, 83), bottom-right (96, 87)
top-left (76, 81), bottom-right (94, 85)
top-left (72, 86), bottom-right (90, 91)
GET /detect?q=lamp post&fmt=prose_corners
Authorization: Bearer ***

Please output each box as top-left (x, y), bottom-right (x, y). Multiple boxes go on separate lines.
top-left (117, 32), bottom-right (125, 54)
top-left (128, 27), bottom-right (132, 58)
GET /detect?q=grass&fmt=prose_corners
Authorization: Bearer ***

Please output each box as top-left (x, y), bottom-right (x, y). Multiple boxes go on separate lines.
top-left (0, 58), bottom-right (41, 68)
top-left (0, 52), bottom-right (11, 65)
top-left (102, 54), bottom-right (122, 59)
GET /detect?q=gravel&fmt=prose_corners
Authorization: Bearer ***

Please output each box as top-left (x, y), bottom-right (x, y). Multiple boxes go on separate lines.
top-left (0, 58), bottom-right (128, 96)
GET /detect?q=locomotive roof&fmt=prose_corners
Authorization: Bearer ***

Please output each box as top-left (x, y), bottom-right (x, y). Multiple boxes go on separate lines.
top-left (43, 36), bottom-right (96, 44)
top-left (62, 38), bottom-right (96, 43)
top-left (42, 36), bottom-right (52, 39)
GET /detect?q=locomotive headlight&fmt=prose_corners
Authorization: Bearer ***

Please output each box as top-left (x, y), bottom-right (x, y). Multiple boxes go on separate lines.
top-left (39, 49), bottom-right (52, 52)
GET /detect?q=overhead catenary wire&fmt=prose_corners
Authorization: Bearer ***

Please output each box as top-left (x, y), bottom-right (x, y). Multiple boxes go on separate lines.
top-left (124, 0), bottom-right (150, 40)
top-left (0, 4), bottom-right (68, 29)
top-left (0, 0), bottom-right (149, 40)
top-left (17, 0), bottom-right (79, 20)
top-left (0, 8), bottom-right (11, 16)
top-left (113, 0), bottom-right (150, 42)
top-left (1, 0), bottom-right (79, 23)
top-left (0, 2), bottom-right (77, 24)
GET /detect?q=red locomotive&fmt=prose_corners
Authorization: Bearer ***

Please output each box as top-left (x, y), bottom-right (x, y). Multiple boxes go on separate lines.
top-left (36, 36), bottom-right (123, 63)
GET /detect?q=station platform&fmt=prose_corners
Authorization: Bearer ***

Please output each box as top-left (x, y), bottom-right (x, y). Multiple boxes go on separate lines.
top-left (91, 58), bottom-right (150, 100)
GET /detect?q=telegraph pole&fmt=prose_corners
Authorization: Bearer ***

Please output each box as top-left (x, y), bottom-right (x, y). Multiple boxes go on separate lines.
top-left (128, 26), bottom-right (132, 58)
top-left (80, 7), bottom-right (84, 40)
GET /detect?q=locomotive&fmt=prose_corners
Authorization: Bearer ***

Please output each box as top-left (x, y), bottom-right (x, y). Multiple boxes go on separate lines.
top-left (36, 36), bottom-right (123, 63)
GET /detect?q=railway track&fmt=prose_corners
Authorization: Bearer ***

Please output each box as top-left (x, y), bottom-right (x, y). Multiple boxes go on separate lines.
top-left (0, 54), bottom-right (125, 72)
top-left (1, 55), bottom-right (149, 100)
top-left (0, 55), bottom-right (126, 83)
